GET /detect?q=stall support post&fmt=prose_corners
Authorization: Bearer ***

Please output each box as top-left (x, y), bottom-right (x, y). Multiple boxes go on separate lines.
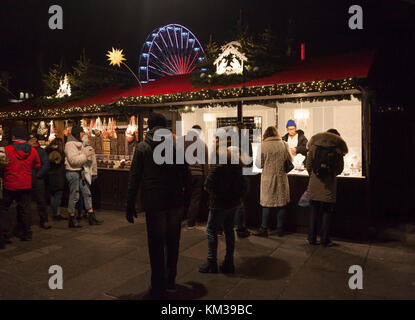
top-left (138, 113), bottom-right (143, 142)
top-left (237, 101), bottom-right (243, 123)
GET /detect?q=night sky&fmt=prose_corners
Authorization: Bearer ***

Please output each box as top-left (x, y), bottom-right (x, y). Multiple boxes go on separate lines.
top-left (0, 0), bottom-right (413, 95)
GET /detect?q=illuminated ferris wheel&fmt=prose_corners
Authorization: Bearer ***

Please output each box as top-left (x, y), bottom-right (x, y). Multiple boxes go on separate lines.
top-left (138, 24), bottom-right (206, 83)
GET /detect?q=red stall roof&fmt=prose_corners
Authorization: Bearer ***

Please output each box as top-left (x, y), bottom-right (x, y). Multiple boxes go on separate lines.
top-left (0, 51), bottom-right (374, 113)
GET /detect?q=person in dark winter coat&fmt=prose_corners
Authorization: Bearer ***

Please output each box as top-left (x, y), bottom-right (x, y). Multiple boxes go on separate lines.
top-left (306, 129), bottom-right (348, 247)
top-left (126, 113), bottom-right (188, 299)
top-left (199, 142), bottom-right (246, 274)
top-left (0, 126), bottom-right (41, 248)
top-left (282, 119), bottom-right (308, 158)
top-left (46, 131), bottom-right (66, 221)
top-left (183, 125), bottom-right (208, 229)
top-left (26, 133), bottom-right (51, 229)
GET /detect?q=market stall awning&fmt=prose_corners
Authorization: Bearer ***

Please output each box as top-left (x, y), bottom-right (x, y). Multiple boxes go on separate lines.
top-left (0, 50), bottom-right (374, 119)
top-left (119, 51), bottom-right (374, 98)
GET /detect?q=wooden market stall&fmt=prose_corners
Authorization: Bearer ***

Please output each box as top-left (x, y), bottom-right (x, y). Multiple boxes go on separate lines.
top-left (0, 51), bottom-right (375, 238)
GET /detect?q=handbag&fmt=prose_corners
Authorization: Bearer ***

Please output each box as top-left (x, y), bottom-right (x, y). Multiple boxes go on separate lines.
top-left (298, 191), bottom-right (310, 207)
top-left (284, 159), bottom-right (294, 173)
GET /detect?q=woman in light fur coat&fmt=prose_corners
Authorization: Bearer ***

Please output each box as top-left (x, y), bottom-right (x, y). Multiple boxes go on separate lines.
top-left (306, 129), bottom-right (348, 246)
top-left (64, 125), bottom-right (101, 228)
top-left (254, 126), bottom-right (293, 238)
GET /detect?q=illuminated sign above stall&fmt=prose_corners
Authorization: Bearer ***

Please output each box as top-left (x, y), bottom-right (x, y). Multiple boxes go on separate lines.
top-left (214, 41), bottom-right (247, 75)
top-left (56, 74), bottom-right (71, 98)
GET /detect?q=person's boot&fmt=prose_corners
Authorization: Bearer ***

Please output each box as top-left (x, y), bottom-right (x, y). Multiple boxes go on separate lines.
top-left (40, 220), bottom-right (52, 229)
top-left (253, 227), bottom-right (268, 237)
top-left (276, 227), bottom-right (284, 237)
top-left (0, 234), bottom-right (5, 250)
top-left (236, 227), bottom-right (251, 238)
top-left (20, 230), bottom-right (32, 241)
top-left (68, 215), bottom-right (82, 228)
top-left (220, 260), bottom-right (235, 274)
top-left (198, 260), bottom-right (218, 273)
top-left (88, 212), bottom-right (103, 225)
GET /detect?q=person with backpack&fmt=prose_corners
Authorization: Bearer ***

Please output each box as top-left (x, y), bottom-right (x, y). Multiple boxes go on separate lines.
top-left (306, 129), bottom-right (348, 247)
top-left (0, 126), bottom-right (41, 247)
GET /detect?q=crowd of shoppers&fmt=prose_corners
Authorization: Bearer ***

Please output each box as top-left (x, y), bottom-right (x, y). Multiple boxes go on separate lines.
top-left (0, 114), bottom-right (348, 301)
top-left (0, 124), bottom-right (103, 250)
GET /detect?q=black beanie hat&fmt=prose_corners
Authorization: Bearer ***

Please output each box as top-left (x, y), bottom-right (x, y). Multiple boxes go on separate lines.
top-left (148, 113), bottom-right (167, 130)
top-left (71, 125), bottom-right (84, 141)
top-left (11, 126), bottom-right (29, 141)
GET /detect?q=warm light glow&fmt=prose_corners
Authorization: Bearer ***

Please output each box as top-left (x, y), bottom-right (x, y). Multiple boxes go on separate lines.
top-left (203, 113), bottom-right (215, 122)
top-left (106, 47), bottom-right (126, 67)
top-left (294, 109), bottom-right (309, 120)
top-left (56, 74), bottom-right (71, 98)
top-left (48, 120), bottom-right (55, 141)
top-left (214, 41), bottom-right (247, 75)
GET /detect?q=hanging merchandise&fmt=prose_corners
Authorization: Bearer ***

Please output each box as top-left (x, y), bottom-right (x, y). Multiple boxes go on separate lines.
top-left (81, 119), bottom-right (89, 135)
top-left (89, 119), bottom-right (95, 137)
top-left (94, 117), bottom-right (102, 137)
top-left (111, 117), bottom-right (117, 139)
top-left (37, 121), bottom-right (47, 138)
top-left (48, 120), bottom-right (56, 141)
top-left (101, 118), bottom-right (108, 139)
top-left (63, 120), bottom-right (69, 137)
top-left (126, 116), bottom-right (137, 143)
top-left (107, 117), bottom-right (113, 138)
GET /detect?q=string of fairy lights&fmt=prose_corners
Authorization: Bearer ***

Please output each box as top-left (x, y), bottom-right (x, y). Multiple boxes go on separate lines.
top-left (0, 78), bottom-right (361, 120)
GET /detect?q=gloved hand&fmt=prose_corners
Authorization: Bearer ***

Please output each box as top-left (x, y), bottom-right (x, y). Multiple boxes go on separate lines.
top-left (82, 146), bottom-right (95, 157)
top-left (126, 205), bottom-right (137, 224)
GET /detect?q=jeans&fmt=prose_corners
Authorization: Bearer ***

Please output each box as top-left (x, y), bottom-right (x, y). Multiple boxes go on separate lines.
top-left (145, 208), bottom-right (182, 293)
top-left (308, 201), bottom-right (335, 244)
top-left (234, 205), bottom-right (245, 231)
top-left (206, 207), bottom-right (237, 264)
top-left (261, 206), bottom-right (287, 230)
top-left (50, 190), bottom-right (63, 217)
top-left (30, 179), bottom-right (48, 223)
top-left (1, 189), bottom-right (31, 237)
top-left (66, 171), bottom-right (92, 214)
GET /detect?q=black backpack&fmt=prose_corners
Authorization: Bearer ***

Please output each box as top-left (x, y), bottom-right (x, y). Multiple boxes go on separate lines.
top-left (312, 146), bottom-right (340, 178)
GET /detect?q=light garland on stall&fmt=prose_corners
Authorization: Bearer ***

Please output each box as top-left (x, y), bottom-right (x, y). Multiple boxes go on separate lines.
top-left (0, 78), bottom-right (361, 120)
top-left (116, 78), bottom-right (360, 106)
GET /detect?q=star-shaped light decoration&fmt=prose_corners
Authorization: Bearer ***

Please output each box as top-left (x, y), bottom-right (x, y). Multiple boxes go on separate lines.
top-left (106, 47), bottom-right (126, 67)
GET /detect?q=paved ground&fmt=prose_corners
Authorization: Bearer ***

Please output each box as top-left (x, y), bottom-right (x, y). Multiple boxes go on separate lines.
top-left (0, 209), bottom-right (414, 300)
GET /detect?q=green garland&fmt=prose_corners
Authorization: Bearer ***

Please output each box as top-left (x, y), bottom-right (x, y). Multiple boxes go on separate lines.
top-left (117, 78), bottom-right (360, 106)
top-left (0, 78), bottom-right (361, 120)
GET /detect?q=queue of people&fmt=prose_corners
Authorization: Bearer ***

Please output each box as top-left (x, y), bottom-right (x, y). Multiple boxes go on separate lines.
top-left (126, 114), bottom-right (348, 299)
top-left (0, 125), bottom-right (103, 250)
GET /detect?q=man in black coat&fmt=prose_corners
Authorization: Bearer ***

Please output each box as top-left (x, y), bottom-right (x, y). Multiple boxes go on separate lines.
top-left (26, 133), bottom-right (51, 229)
top-left (126, 113), bottom-right (188, 299)
top-left (282, 119), bottom-right (308, 158)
